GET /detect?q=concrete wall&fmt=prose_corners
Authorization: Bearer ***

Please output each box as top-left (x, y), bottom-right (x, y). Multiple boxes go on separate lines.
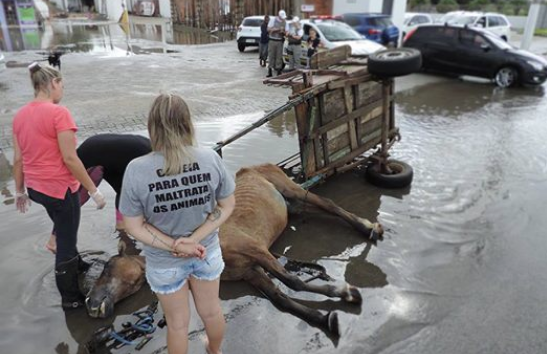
top-left (332, 0), bottom-right (381, 15)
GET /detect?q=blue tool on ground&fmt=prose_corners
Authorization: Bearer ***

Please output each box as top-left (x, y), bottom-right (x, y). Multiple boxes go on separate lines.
top-left (86, 301), bottom-right (159, 352)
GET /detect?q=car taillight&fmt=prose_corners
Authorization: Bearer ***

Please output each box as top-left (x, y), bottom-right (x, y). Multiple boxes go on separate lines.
top-left (404, 28), bottom-right (417, 42)
top-left (368, 28), bottom-right (381, 35)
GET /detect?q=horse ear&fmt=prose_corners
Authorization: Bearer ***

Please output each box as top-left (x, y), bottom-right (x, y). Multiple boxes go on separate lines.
top-left (117, 238), bottom-right (127, 256)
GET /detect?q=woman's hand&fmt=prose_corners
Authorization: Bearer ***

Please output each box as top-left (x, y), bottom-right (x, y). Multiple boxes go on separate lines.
top-left (89, 189), bottom-right (106, 209)
top-left (172, 238), bottom-right (206, 259)
top-left (15, 191), bottom-right (31, 213)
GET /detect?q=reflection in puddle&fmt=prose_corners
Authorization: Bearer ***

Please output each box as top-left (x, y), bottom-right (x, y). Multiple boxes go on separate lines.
top-left (1, 18), bottom-right (234, 54)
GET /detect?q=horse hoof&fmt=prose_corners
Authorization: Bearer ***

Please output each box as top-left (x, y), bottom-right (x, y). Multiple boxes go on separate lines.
top-left (327, 311), bottom-right (340, 336)
top-left (345, 285), bottom-right (363, 305)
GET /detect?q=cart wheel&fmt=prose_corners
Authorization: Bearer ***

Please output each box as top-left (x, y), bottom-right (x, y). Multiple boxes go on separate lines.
top-left (367, 48), bottom-right (422, 78)
top-left (366, 160), bottom-right (413, 189)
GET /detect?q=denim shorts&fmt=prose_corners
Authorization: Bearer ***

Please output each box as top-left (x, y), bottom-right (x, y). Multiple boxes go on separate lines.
top-left (145, 243), bottom-right (224, 295)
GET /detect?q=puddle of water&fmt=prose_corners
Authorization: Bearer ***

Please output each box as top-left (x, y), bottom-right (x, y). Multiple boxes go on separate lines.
top-left (1, 18), bottom-right (234, 55)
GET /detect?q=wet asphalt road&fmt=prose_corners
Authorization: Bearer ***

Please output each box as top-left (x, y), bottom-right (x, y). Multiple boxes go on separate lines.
top-left (1, 21), bottom-right (547, 354)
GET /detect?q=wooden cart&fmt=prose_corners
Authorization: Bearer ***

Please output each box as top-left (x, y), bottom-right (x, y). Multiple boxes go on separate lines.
top-left (214, 46), bottom-right (420, 188)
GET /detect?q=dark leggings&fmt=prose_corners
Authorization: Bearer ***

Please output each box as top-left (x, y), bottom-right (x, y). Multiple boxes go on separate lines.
top-left (28, 188), bottom-right (80, 267)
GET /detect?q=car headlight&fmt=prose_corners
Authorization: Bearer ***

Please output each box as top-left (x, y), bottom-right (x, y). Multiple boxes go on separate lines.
top-left (527, 60), bottom-right (545, 71)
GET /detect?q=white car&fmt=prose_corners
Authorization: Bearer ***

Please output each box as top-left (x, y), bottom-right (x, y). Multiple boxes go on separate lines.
top-left (439, 11), bottom-right (511, 41)
top-left (284, 19), bottom-right (385, 65)
top-left (237, 15), bottom-right (270, 52)
top-left (402, 13), bottom-right (433, 37)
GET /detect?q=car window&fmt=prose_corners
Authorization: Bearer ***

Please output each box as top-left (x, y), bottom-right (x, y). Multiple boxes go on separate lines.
top-left (459, 29), bottom-right (487, 48)
top-left (452, 16), bottom-right (478, 26)
top-left (440, 27), bottom-right (457, 40)
top-left (476, 17), bottom-right (486, 27)
top-left (412, 27), bottom-right (436, 40)
top-left (242, 18), bottom-right (262, 27)
top-left (497, 16), bottom-right (509, 26)
top-left (368, 17), bottom-right (393, 27)
top-left (344, 16), bottom-right (361, 27)
top-left (316, 23), bottom-right (362, 41)
top-left (487, 16), bottom-right (496, 27)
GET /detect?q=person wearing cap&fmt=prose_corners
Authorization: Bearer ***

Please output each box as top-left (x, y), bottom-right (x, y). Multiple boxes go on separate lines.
top-left (12, 62), bottom-right (106, 310)
top-left (287, 16), bottom-right (304, 70)
top-left (267, 9), bottom-right (288, 77)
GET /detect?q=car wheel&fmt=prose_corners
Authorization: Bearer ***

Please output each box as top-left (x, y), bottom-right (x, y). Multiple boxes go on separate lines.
top-left (494, 67), bottom-right (518, 88)
top-left (367, 48), bottom-right (422, 78)
top-left (238, 43), bottom-right (245, 52)
top-left (366, 160), bottom-right (413, 189)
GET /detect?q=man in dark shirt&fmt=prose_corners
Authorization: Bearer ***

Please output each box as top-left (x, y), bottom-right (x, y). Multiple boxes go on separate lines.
top-left (259, 15), bottom-right (270, 67)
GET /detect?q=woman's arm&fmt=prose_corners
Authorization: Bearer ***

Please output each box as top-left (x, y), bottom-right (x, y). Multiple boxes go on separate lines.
top-left (176, 194), bottom-right (236, 247)
top-left (124, 215), bottom-right (205, 257)
top-left (12, 135), bottom-right (31, 213)
top-left (12, 135), bottom-right (24, 193)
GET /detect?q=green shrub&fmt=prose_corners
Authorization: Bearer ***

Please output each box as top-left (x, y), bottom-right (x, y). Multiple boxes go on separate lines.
top-left (535, 29), bottom-right (547, 37)
top-left (437, 0), bottom-right (459, 13)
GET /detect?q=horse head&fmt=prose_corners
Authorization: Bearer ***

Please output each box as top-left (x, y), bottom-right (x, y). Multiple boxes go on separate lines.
top-left (85, 238), bottom-right (146, 318)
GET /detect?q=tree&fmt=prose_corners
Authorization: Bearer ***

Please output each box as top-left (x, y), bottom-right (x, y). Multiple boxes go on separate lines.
top-left (437, 0), bottom-right (459, 13)
top-left (469, 0), bottom-right (490, 11)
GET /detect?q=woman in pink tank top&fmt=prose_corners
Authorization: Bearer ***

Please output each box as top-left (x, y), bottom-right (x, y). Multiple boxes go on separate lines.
top-left (12, 63), bottom-right (107, 310)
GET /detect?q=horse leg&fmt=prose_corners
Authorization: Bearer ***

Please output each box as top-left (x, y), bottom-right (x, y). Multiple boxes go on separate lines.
top-left (248, 248), bottom-right (361, 305)
top-left (256, 165), bottom-right (383, 239)
top-left (244, 266), bottom-right (340, 336)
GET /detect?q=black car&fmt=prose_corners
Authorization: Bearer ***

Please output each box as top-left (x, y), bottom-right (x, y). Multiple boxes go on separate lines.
top-left (403, 24), bottom-right (547, 87)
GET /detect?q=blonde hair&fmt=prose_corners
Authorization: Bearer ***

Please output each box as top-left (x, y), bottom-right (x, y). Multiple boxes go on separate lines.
top-left (148, 93), bottom-right (196, 176)
top-left (28, 62), bottom-right (62, 97)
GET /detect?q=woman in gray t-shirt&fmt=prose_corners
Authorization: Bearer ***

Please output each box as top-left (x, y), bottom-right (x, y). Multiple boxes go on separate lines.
top-left (119, 93), bottom-right (235, 354)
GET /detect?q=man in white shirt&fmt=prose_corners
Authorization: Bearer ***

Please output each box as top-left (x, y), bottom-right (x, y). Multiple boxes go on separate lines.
top-left (287, 16), bottom-right (304, 70)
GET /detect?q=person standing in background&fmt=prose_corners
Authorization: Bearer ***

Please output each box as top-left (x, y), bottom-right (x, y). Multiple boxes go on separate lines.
top-left (286, 16), bottom-right (304, 71)
top-left (12, 63), bottom-right (106, 310)
top-left (306, 28), bottom-right (323, 69)
top-left (259, 15), bottom-right (270, 67)
top-left (267, 10), bottom-right (288, 77)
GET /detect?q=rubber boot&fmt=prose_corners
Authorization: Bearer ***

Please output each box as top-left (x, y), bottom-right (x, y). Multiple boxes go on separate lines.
top-left (266, 68), bottom-right (273, 78)
top-left (55, 256), bottom-right (86, 310)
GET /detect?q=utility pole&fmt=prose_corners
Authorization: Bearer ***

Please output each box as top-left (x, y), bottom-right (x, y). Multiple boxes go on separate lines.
top-left (521, 0), bottom-right (545, 50)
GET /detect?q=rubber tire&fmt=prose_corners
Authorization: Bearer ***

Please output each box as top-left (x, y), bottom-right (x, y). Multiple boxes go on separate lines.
top-left (366, 160), bottom-right (413, 189)
top-left (238, 43), bottom-right (245, 52)
top-left (494, 66), bottom-right (518, 88)
top-left (367, 48), bottom-right (422, 78)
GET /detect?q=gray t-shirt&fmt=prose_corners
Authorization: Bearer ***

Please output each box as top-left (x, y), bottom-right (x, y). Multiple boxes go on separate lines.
top-left (119, 147), bottom-right (236, 269)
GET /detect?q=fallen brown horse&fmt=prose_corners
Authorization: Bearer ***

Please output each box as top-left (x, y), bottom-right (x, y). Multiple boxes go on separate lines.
top-left (86, 164), bottom-right (383, 335)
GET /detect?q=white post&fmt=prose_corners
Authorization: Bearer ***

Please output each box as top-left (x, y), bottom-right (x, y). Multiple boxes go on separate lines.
top-left (520, 0), bottom-right (542, 50)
